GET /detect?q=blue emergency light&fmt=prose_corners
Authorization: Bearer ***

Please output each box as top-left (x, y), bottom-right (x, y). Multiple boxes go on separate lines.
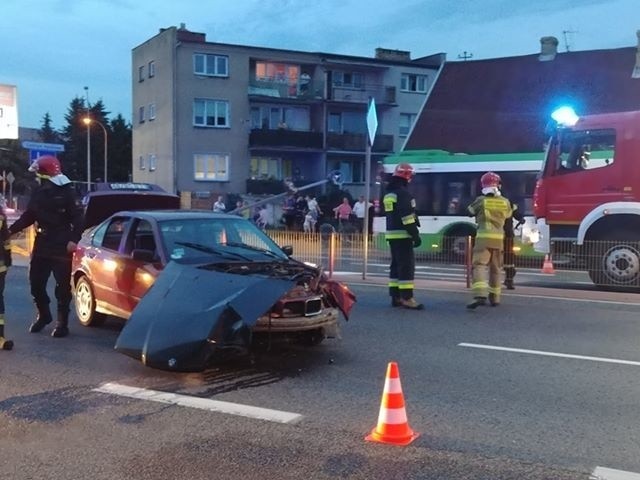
top-left (551, 106), bottom-right (579, 127)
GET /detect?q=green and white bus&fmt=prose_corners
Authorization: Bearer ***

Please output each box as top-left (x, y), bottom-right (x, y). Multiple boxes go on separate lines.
top-left (375, 149), bottom-right (543, 257)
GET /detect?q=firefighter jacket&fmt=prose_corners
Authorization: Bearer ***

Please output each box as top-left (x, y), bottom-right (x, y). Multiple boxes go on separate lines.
top-left (383, 177), bottom-right (420, 241)
top-left (0, 211), bottom-right (10, 272)
top-left (467, 194), bottom-right (513, 250)
top-left (9, 181), bottom-right (83, 258)
top-left (504, 204), bottom-right (525, 239)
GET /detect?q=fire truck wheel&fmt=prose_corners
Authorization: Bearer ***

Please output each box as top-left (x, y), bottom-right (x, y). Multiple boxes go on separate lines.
top-left (588, 234), bottom-right (640, 288)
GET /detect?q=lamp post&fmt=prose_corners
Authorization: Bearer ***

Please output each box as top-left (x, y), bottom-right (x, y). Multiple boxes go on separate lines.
top-left (83, 117), bottom-right (108, 182)
top-left (84, 86), bottom-right (91, 192)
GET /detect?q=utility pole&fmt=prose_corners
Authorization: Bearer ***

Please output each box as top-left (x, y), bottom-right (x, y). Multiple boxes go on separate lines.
top-left (458, 51), bottom-right (473, 61)
top-left (84, 86), bottom-right (91, 193)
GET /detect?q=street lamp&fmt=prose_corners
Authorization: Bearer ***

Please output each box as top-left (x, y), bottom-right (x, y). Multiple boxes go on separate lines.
top-left (84, 86), bottom-right (91, 191)
top-left (83, 117), bottom-right (108, 183)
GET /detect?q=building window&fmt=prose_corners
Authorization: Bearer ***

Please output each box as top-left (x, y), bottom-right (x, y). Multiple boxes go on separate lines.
top-left (148, 103), bottom-right (156, 120)
top-left (193, 99), bottom-right (229, 127)
top-left (249, 156), bottom-right (292, 180)
top-left (193, 53), bottom-right (229, 77)
top-left (329, 158), bottom-right (364, 184)
top-left (255, 62), bottom-right (300, 97)
top-left (332, 71), bottom-right (364, 88)
top-left (250, 105), bottom-right (310, 130)
top-left (399, 113), bottom-right (416, 136)
top-left (138, 65), bottom-right (145, 82)
top-left (194, 153), bottom-right (229, 181)
top-left (327, 111), bottom-right (366, 134)
top-left (400, 73), bottom-right (427, 93)
top-left (148, 154), bottom-right (157, 172)
top-left (138, 155), bottom-right (145, 170)
top-left (138, 106), bottom-right (145, 123)
top-left (148, 61), bottom-right (155, 78)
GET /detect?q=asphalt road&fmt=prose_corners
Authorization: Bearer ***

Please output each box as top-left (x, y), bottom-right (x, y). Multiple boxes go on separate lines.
top-left (1, 266), bottom-right (640, 479)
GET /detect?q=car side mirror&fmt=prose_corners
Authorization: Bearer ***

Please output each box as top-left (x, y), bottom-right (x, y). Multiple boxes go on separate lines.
top-left (281, 245), bottom-right (294, 256)
top-left (132, 249), bottom-right (156, 263)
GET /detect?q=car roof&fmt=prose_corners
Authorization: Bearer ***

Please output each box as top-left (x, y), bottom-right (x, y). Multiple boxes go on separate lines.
top-left (109, 210), bottom-right (240, 222)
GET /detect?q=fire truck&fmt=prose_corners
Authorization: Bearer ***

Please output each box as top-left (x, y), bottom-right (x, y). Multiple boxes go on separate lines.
top-left (531, 107), bottom-right (640, 288)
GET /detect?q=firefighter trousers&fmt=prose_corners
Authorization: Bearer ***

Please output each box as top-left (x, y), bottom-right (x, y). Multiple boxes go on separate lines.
top-left (471, 246), bottom-right (503, 302)
top-left (388, 238), bottom-right (415, 300)
top-left (29, 254), bottom-right (73, 314)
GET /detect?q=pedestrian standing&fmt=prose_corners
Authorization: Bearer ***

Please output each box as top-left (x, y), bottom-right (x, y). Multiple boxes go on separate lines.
top-left (333, 197), bottom-right (352, 231)
top-left (384, 163), bottom-right (423, 310)
top-left (0, 203), bottom-right (13, 350)
top-left (466, 172), bottom-right (514, 309)
top-left (8, 156), bottom-right (83, 337)
top-left (352, 195), bottom-right (371, 233)
top-left (213, 196), bottom-right (226, 213)
top-left (502, 193), bottom-right (525, 290)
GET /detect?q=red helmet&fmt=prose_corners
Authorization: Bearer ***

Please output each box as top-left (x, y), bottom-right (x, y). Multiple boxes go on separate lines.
top-left (393, 163), bottom-right (415, 181)
top-left (29, 155), bottom-right (62, 177)
top-left (480, 171), bottom-right (501, 189)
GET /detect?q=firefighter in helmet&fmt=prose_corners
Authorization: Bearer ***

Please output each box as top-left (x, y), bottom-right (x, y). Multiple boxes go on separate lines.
top-left (0, 200), bottom-right (12, 350)
top-left (9, 155), bottom-right (83, 337)
top-left (466, 171), bottom-right (515, 309)
top-left (384, 162), bottom-right (424, 310)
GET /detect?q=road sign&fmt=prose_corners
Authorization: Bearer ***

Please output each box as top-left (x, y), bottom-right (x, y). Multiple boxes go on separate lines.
top-left (21, 141), bottom-right (65, 152)
top-left (29, 150), bottom-right (59, 162)
top-left (366, 97), bottom-right (378, 146)
top-left (6, 172), bottom-right (14, 184)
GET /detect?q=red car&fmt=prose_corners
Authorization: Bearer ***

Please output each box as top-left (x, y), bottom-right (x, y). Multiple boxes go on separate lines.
top-left (71, 193), bottom-right (355, 370)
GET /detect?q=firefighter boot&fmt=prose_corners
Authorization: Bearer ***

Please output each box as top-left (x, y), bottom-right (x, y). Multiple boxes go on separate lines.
top-left (466, 297), bottom-right (487, 310)
top-left (51, 311), bottom-right (69, 338)
top-left (488, 293), bottom-right (500, 307)
top-left (29, 305), bottom-right (53, 333)
top-left (391, 297), bottom-right (402, 307)
top-left (0, 323), bottom-right (13, 351)
top-left (399, 297), bottom-right (425, 310)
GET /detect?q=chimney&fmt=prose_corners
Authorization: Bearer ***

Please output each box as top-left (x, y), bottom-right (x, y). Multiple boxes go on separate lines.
top-left (632, 30), bottom-right (640, 79)
top-left (375, 48), bottom-right (411, 62)
top-left (539, 36), bottom-right (559, 61)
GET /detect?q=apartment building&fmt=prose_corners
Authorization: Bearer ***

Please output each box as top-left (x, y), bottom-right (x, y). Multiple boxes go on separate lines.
top-left (132, 24), bottom-right (443, 206)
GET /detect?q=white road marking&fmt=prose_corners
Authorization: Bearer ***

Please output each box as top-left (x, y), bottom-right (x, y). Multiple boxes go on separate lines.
top-left (459, 343), bottom-right (640, 367)
top-left (93, 382), bottom-right (303, 424)
top-left (592, 466), bottom-right (640, 479)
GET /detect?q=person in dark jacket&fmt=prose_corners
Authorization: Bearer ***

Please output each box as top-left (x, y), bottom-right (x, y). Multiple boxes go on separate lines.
top-left (0, 203), bottom-right (13, 350)
top-left (384, 163), bottom-right (423, 310)
top-left (9, 156), bottom-right (83, 338)
top-left (503, 202), bottom-right (525, 290)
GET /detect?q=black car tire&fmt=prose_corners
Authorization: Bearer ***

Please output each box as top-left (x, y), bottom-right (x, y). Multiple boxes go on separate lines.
top-left (75, 276), bottom-right (107, 327)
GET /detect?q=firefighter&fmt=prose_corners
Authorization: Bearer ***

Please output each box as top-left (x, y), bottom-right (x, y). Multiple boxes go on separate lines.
top-left (0, 203), bottom-right (13, 350)
top-left (9, 156), bottom-right (83, 338)
top-left (503, 200), bottom-right (525, 290)
top-left (384, 163), bottom-right (424, 310)
top-left (466, 172), bottom-right (514, 309)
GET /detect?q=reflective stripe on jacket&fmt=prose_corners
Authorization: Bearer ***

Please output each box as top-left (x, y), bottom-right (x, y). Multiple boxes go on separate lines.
top-left (384, 184), bottom-right (418, 241)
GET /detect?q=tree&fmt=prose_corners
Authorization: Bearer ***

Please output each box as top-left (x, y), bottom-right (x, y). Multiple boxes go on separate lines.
top-left (108, 114), bottom-right (132, 181)
top-left (39, 113), bottom-right (62, 144)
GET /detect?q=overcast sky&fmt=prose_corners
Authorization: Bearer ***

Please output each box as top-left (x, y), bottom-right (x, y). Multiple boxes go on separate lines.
top-left (2, 0), bottom-right (638, 129)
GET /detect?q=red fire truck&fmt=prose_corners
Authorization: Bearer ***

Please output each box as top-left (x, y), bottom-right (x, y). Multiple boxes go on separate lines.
top-left (532, 107), bottom-right (640, 288)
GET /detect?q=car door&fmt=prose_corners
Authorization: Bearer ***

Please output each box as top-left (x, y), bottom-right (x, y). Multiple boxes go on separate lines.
top-left (114, 218), bottom-right (163, 317)
top-left (83, 216), bottom-right (132, 311)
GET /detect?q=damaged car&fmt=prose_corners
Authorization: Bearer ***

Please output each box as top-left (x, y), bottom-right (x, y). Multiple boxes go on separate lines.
top-left (72, 205), bottom-right (356, 371)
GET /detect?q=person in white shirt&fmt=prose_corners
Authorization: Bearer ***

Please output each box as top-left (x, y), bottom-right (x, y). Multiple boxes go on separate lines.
top-left (352, 195), bottom-right (372, 233)
top-left (213, 196), bottom-right (226, 213)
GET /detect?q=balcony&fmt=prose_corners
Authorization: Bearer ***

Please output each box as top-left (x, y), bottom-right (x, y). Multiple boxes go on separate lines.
top-left (249, 129), bottom-right (323, 149)
top-left (326, 133), bottom-right (394, 152)
top-left (248, 79), bottom-right (322, 101)
top-left (246, 178), bottom-right (287, 196)
top-left (328, 85), bottom-right (397, 105)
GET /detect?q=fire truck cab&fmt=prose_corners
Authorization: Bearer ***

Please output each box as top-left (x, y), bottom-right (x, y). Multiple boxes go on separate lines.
top-left (533, 108), bottom-right (640, 287)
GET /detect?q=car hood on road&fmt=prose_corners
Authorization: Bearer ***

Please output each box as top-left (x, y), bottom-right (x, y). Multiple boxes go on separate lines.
top-left (114, 261), bottom-right (296, 372)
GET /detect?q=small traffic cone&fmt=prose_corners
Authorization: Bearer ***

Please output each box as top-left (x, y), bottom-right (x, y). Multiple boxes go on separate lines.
top-left (365, 362), bottom-right (419, 446)
top-left (541, 254), bottom-right (555, 274)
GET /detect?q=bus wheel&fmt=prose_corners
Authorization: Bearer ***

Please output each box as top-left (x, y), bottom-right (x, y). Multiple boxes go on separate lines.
top-left (444, 231), bottom-right (474, 260)
top-left (588, 233), bottom-right (640, 288)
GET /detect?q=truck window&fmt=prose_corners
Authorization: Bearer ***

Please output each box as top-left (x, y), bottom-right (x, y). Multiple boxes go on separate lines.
top-left (555, 129), bottom-right (616, 174)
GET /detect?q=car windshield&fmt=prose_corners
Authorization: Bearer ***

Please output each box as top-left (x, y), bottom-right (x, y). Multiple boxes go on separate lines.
top-left (158, 217), bottom-right (289, 262)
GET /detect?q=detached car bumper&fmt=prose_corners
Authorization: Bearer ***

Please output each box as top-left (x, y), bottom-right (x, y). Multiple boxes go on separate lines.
top-left (254, 308), bottom-right (339, 333)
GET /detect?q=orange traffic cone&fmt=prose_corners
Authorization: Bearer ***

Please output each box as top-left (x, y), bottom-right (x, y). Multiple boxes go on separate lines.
top-left (365, 362), bottom-right (419, 446)
top-left (541, 254), bottom-right (555, 274)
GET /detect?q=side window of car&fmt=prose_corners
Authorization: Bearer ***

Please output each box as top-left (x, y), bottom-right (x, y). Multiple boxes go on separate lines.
top-left (128, 220), bottom-right (157, 256)
top-left (91, 222), bottom-right (108, 247)
top-left (101, 217), bottom-right (130, 251)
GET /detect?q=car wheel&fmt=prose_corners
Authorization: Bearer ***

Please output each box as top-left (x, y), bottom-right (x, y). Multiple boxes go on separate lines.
top-left (75, 276), bottom-right (106, 327)
top-left (299, 328), bottom-right (325, 346)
